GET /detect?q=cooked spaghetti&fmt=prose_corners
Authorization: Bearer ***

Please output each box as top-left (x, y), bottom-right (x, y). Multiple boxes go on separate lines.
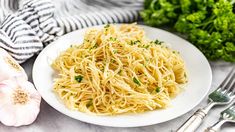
top-left (52, 24), bottom-right (188, 115)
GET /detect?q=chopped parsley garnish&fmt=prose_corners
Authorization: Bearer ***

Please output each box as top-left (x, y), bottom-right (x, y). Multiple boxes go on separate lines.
top-left (144, 45), bottom-right (150, 49)
top-left (184, 73), bottom-right (187, 78)
top-left (155, 87), bottom-right (161, 93)
top-left (173, 51), bottom-right (180, 54)
top-left (111, 59), bottom-right (116, 63)
top-left (109, 37), bottom-right (117, 41)
top-left (89, 43), bottom-right (98, 50)
top-left (75, 75), bottom-right (83, 83)
top-left (154, 39), bottom-right (163, 45)
top-left (130, 40), bottom-right (141, 45)
top-left (86, 99), bottom-right (93, 107)
top-left (133, 77), bottom-right (141, 86)
top-left (92, 43), bottom-right (98, 49)
top-left (118, 70), bottom-right (122, 74)
top-left (104, 24), bottom-right (110, 28)
top-left (85, 39), bottom-right (90, 42)
top-left (113, 50), bottom-right (118, 54)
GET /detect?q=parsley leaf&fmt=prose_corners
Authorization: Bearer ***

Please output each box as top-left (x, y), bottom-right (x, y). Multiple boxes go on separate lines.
top-left (155, 87), bottom-right (161, 93)
top-left (133, 77), bottom-right (141, 86)
top-left (75, 75), bottom-right (83, 83)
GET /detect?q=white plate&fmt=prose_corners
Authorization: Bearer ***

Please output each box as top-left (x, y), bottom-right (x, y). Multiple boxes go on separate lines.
top-left (32, 25), bottom-right (212, 127)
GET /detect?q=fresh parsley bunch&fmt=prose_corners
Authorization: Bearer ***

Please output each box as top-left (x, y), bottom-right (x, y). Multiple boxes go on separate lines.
top-left (141, 0), bottom-right (235, 62)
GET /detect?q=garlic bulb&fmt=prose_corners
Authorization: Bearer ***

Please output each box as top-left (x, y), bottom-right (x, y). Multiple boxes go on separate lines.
top-left (0, 78), bottom-right (41, 126)
top-left (0, 48), bottom-right (27, 81)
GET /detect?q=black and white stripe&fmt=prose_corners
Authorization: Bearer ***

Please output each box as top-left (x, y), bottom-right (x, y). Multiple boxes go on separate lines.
top-left (0, 0), bottom-right (143, 63)
top-left (0, 0), bottom-right (19, 23)
top-left (0, 0), bottom-right (61, 63)
top-left (53, 0), bottom-right (142, 34)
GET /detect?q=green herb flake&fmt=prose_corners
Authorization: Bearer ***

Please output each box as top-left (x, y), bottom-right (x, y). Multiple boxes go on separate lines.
top-left (85, 39), bottom-right (90, 42)
top-left (118, 70), bottom-right (122, 74)
top-left (113, 50), bottom-right (118, 54)
top-left (173, 51), bottom-right (180, 54)
top-left (184, 73), bottom-right (187, 78)
top-left (154, 39), bottom-right (163, 45)
top-left (89, 43), bottom-right (98, 50)
top-left (86, 99), bottom-right (93, 107)
top-left (75, 75), bottom-right (83, 83)
top-left (144, 45), bottom-right (150, 49)
top-left (104, 24), bottom-right (110, 28)
top-left (111, 59), bottom-right (116, 63)
top-left (130, 40), bottom-right (141, 45)
top-left (109, 37), bottom-right (117, 41)
top-left (155, 87), bottom-right (161, 93)
top-left (92, 43), bottom-right (98, 49)
top-left (133, 77), bottom-right (141, 86)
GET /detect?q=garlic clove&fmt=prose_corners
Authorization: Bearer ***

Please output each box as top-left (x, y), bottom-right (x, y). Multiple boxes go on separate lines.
top-left (0, 48), bottom-right (28, 82)
top-left (0, 103), bottom-right (16, 126)
top-left (0, 79), bottom-right (41, 127)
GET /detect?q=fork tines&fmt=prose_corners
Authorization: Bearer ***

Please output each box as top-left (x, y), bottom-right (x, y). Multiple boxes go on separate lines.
top-left (219, 67), bottom-right (235, 95)
top-left (221, 103), bottom-right (235, 120)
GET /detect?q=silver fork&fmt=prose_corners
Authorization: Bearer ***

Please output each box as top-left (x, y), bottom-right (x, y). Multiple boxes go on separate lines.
top-left (176, 67), bottom-right (235, 132)
top-left (205, 103), bottom-right (235, 132)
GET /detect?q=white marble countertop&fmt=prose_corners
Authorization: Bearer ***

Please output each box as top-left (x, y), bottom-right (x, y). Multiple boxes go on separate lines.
top-left (0, 56), bottom-right (234, 132)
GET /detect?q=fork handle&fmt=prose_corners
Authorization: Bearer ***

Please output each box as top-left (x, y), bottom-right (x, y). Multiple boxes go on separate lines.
top-left (204, 120), bottom-right (227, 132)
top-left (176, 109), bottom-right (207, 132)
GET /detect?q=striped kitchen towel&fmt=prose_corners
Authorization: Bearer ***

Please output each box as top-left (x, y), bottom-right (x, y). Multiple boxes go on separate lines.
top-left (0, 0), bottom-right (143, 63)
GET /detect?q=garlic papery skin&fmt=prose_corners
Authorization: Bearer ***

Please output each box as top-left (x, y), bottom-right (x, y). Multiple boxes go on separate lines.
top-left (0, 48), bottom-right (28, 81)
top-left (0, 79), bottom-right (41, 127)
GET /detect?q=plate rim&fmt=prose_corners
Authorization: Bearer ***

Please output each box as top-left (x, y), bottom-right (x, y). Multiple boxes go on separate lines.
top-left (32, 24), bottom-right (212, 127)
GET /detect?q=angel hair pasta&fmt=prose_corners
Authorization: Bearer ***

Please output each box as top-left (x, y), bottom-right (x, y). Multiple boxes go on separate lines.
top-left (52, 24), bottom-right (188, 115)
